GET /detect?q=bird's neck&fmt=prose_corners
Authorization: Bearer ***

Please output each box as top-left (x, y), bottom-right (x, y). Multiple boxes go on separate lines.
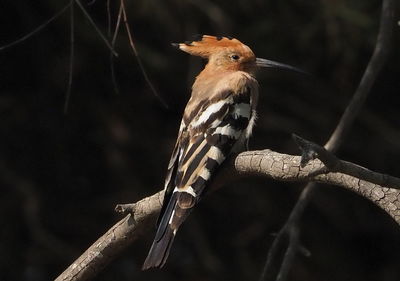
top-left (190, 68), bottom-right (257, 102)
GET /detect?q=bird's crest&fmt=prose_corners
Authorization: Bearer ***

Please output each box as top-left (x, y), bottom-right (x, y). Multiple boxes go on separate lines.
top-left (172, 35), bottom-right (253, 59)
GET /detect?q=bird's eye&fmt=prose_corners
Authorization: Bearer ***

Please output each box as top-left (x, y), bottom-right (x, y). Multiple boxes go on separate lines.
top-left (230, 54), bottom-right (240, 61)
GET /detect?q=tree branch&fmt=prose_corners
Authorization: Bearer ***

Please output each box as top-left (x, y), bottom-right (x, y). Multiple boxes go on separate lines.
top-left (324, 0), bottom-right (395, 153)
top-left (54, 148), bottom-right (400, 281)
top-left (235, 149), bottom-right (400, 221)
top-left (55, 191), bottom-right (164, 281)
top-left (259, 0), bottom-right (397, 279)
top-left (55, 0), bottom-right (398, 279)
top-left (292, 134), bottom-right (400, 189)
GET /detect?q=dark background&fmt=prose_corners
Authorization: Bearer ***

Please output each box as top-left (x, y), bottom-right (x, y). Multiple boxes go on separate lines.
top-left (1, 1), bottom-right (399, 280)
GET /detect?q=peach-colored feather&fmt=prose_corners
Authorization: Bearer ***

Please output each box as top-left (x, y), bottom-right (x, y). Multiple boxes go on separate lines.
top-left (174, 35), bottom-right (259, 125)
top-left (176, 35), bottom-right (255, 64)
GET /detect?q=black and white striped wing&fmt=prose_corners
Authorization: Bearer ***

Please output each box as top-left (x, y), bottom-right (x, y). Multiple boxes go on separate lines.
top-left (143, 88), bottom-right (253, 269)
top-left (175, 91), bottom-right (252, 201)
top-left (155, 120), bottom-right (188, 227)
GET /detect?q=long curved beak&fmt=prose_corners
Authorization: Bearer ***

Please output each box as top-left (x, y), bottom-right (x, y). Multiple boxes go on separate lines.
top-left (256, 58), bottom-right (308, 75)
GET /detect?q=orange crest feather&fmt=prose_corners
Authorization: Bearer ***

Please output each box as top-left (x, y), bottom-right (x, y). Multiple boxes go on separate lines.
top-left (173, 35), bottom-right (251, 58)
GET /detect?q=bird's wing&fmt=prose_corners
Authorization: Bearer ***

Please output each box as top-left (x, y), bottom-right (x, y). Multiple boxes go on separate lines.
top-left (164, 86), bottom-right (252, 226)
top-left (143, 86), bottom-right (253, 269)
top-left (156, 119), bottom-right (188, 227)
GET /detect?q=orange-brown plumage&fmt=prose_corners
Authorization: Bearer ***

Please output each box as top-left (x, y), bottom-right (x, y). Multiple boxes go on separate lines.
top-left (176, 35), bottom-right (257, 72)
top-left (174, 35), bottom-right (260, 127)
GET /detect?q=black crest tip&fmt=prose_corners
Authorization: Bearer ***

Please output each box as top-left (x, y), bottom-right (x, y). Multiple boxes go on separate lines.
top-left (192, 34), bottom-right (203, 42)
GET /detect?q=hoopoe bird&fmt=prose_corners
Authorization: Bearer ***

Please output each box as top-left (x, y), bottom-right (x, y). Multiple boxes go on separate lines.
top-left (143, 35), bottom-right (303, 269)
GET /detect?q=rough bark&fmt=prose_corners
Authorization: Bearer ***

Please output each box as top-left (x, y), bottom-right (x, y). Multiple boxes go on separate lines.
top-left (55, 148), bottom-right (400, 281)
top-left (55, 192), bottom-right (163, 281)
top-left (235, 149), bottom-right (400, 222)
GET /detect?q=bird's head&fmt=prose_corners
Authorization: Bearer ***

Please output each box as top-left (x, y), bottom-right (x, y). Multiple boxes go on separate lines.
top-left (173, 35), bottom-right (305, 75)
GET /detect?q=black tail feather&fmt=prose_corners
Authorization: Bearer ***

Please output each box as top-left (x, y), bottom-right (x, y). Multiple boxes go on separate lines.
top-left (143, 191), bottom-right (193, 269)
top-left (154, 192), bottom-right (178, 242)
top-left (143, 192), bottom-right (178, 269)
top-left (142, 226), bottom-right (176, 269)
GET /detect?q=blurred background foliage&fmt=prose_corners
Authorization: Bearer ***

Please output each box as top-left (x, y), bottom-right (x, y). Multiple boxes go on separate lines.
top-left (0, 0), bottom-right (399, 280)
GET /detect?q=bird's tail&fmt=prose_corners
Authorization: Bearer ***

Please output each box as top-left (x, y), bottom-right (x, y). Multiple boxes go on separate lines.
top-left (142, 224), bottom-right (176, 270)
top-left (142, 192), bottom-right (194, 269)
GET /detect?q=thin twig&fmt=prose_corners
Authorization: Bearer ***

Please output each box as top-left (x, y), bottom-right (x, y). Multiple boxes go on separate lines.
top-left (276, 186), bottom-right (313, 281)
top-left (259, 0), bottom-right (397, 280)
top-left (0, 2), bottom-right (72, 51)
top-left (64, 2), bottom-right (75, 114)
top-left (324, 0), bottom-right (395, 152)
top-left (258, 185), bottom-right (314, 281)
top-left (120, 0), bottom-right (169, 109)
top-left (109, 2), bottom-right (123, 95)
top-left (75, 0), bottom-right (118, 57)
top-left (106, 0), bottom-right (112, 37)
